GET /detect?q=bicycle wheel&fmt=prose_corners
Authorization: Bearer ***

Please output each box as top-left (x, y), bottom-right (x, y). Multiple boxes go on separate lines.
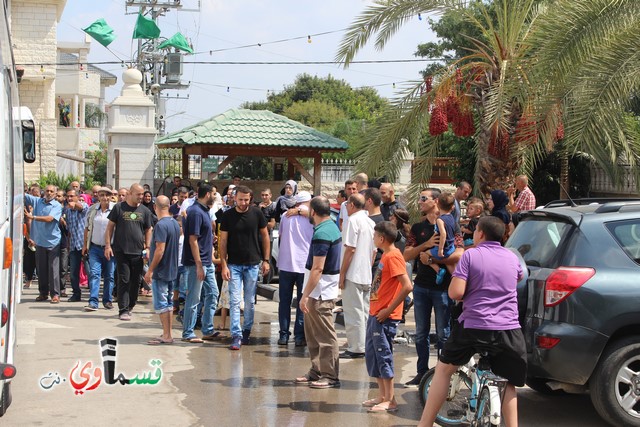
top-left (419, 367), bottom-right (472, 426)
top-left (476, 386), bottom-right (502, 426)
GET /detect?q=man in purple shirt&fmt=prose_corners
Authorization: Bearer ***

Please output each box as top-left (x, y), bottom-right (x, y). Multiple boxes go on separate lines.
top-left (276, 191), bottom-right (314, 346)
top-left (420, 216), bottom-right (527, 427)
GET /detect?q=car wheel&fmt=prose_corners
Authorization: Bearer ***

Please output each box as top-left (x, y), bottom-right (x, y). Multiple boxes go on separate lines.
top-left (525, 377), bottom-right (565, 395)
top-left (0, 382), bottom-right (12, 417)
top-left (590, 336), bottom-right (640, 426)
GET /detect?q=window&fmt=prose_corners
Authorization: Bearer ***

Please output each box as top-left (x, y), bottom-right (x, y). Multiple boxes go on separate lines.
top-left (507, 218), bottom-right (573, 268)
top-left (606, 220), bottom-right (640, 264)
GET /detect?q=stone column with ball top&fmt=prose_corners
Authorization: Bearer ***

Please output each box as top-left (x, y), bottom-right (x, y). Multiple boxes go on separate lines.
top-left (106, 68), bottom-right (157, 190)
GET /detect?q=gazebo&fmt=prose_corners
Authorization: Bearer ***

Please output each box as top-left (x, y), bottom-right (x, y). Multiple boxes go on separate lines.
top-left (155, 109), bottom-right (349, 195)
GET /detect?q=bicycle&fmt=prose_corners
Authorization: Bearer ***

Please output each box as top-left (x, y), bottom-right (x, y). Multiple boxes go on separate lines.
top-left (419, 351), bottom-right (509, 426)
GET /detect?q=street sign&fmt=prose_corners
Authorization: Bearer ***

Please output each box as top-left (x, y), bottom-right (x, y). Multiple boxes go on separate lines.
top-left (202, 157), bottom-right (218, 173)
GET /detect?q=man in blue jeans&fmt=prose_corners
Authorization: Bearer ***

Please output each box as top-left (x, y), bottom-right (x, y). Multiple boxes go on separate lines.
top-left (276, 191), bottom-right (313, 346)
top-left (83, 187), bottom-right (116, 311)
top-left (403, 188), bottom-right (463, 387)
top-left (64, 188), bottom-right (88, 302)
top-left (144, 195), bottom-right (181, 345)
top-left (181, 184), bottom-right (218, 343)
top-left (219, 185), bottom-right (270, 350)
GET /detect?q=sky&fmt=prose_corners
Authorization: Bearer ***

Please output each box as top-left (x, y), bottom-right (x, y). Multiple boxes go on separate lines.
top-left (58, 0), bottom-right (438, 134)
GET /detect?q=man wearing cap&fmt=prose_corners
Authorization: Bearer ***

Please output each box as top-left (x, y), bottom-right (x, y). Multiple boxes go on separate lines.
top-left (276, 191), bottom-right (314, 346)
top-left (83, 187), bottom-right (116, 311)
top-left (219, 185), bottom-right (270, 350)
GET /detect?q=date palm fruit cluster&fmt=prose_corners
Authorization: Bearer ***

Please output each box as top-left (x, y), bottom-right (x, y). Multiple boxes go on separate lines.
top-left (426, 69), bottom-right (475, 138)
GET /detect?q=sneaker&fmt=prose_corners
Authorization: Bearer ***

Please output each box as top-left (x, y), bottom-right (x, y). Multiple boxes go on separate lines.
top-left (435, 267), bottom-right (446, 285)
top-left (229, 336), bottom-right (242, 350)
top-left (119, 313), bottom-right (131, 321)
top-left (241, 330), bottom-right (251, 345)
top-left (103, 301), bottom-right (114, 310)
top-left (295, 339), bottom-right (307, 347)
top-left (67, 295), bottom-right (82, 302)
top-left (84, 305), bottom-right (98, 312)
top-left (404, 373), bottom-right (424, 388)
top-left (35, 295), bottom-right (48, 302)
top-left (277, 335), bottom-right (289, 346)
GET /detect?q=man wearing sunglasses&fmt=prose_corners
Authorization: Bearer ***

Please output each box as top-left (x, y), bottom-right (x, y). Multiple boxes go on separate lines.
top-left (403, 188), bottom-right (464, 388)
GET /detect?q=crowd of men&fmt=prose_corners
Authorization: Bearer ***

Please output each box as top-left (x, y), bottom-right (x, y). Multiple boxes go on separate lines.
top-left (23, 172), bottom-right (537, 423)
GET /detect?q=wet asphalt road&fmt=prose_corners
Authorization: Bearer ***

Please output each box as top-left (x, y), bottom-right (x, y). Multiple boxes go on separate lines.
top-left (6, 285), bottom-right (609, 426)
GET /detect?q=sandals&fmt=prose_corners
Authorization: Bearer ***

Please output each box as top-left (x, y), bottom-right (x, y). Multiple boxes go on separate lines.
top-left (294, 374), bottom-right (319, 385)
top-left (181, 337), bottom-right (204, 343)
top-left (368, 403), bottom-right (398, 413)
top-left (148, 338), bottom-right (174, 345)
top-left (202, 332), bottom-right (224, 341)
top-left (362, 398), bottom-right (383, 407)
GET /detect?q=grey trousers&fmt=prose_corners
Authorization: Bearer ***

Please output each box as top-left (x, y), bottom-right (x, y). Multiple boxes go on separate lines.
top-left (304, 297), bottom-right (340, 381)
top-left (36, 245), bottom-right (60, 297)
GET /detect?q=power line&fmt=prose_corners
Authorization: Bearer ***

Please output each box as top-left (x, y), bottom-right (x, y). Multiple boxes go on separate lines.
top-left (19, 58), bottom-right (444, 67)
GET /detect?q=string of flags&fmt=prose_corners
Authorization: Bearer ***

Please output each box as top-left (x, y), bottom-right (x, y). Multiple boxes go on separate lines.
top-left (82, 14), bottom-right (193, 53)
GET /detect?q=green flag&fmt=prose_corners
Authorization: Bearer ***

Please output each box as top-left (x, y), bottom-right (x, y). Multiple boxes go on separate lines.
top-left (157, 32), bottom-right (193, 53)
top-left (83, 19), bottom-right (116, 47)
top-left (133, 13), bottom-right (160, 39)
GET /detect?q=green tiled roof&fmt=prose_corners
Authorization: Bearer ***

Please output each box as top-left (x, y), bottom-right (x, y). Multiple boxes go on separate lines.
top-left (155, 109), bottom-right (348, 151)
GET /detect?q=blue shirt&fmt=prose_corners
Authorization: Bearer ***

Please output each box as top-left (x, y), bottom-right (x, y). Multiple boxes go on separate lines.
top-left (150, 216), bottom-right (181, 281)
top-left (64, 203), bottom-right (88, 251)
top-left (182, 201), bottom-right (213, 266)
top-left (24, 194), bottom-right (62, 248)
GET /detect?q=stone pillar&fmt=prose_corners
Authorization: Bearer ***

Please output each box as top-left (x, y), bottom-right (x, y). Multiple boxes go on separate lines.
top-left (106, 68), bottom-right (157, 190)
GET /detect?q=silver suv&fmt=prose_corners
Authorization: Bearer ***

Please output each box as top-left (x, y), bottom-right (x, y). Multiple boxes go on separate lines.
top-left (507, 199), bottom-right (640, 426)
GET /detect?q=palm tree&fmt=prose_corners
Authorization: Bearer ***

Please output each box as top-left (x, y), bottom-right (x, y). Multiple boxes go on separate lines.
top-left (336, 0), bottom-right (640, 194)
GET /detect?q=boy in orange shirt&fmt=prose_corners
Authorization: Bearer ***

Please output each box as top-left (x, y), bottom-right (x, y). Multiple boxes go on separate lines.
top-left (363, 221), bottom-right (414, 412)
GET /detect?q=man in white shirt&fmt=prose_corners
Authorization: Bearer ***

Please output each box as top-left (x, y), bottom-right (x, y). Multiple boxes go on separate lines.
top-left (338, 179), bottom-right (358, 231)
top-left (83, 187), bottom-right (116, 311)
top-left (339, 193), bottom-right (375, 359)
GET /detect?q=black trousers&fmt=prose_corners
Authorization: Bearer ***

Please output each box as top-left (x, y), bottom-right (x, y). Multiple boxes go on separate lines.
top-left (35, 245), bottom-right (60, 297)
top-left (23, 238), bottom-right (36, 281)
top-left (114, 252), bottom-right (144, 315)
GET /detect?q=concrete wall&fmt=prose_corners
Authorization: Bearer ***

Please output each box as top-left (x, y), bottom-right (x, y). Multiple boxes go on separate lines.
top-left (11, 0), bottom-right (65, 183)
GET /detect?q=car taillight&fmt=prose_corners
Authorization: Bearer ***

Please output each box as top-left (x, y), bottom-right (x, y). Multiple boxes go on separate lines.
top-left (537, 336), bottom-right (561, 349)
top-left (1, 304), bottom-right (7, 327)
top-left (0, 364), bottom-right (16, 380)
top-left (544, 267), bottom-right (595, 307)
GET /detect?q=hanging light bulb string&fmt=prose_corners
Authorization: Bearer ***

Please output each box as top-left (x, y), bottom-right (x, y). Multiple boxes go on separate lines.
top-left (197, 27), bottom-right (348, 55)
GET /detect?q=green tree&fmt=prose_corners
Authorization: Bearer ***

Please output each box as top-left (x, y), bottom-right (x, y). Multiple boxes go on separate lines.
top-left (336, 0), bottom-right (640, 193)
top-left (242, 73), bottom-right (388, 163)
top-left (85, 103), bottom-right (106, 128)
top-left (85, 141), bottom-right (107, 185)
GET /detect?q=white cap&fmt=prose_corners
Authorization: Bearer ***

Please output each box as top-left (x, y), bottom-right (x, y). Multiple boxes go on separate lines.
top-left (295, 191), bottom-right (312, 204)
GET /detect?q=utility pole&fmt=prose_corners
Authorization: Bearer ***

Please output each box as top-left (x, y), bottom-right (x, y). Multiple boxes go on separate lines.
top-left (125, 0), bottom-right (200, 134)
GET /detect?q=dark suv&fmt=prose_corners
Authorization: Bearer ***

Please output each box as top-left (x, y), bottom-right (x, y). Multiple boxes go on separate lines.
top-left (506, 199), bottom-right (640, 426)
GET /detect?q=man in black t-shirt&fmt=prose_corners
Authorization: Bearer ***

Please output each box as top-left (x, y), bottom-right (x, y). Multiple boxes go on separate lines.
top-left (105, 183), bottom-right (153, 321)
top-left (219, 185), bottom-right (270, 350)
top-left (402, 188), bottom-right (464, 388)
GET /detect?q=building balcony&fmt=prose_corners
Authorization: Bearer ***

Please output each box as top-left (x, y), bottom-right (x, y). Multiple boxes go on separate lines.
top-left (56, 70), bottom-right (101, 99)
top-left (57, 126), bottom-right (100, 152)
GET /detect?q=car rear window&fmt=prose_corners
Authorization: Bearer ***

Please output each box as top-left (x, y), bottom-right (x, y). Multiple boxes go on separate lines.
top-left (507, 217), bottom-right (573, 268)
top-left (605, 219), bottom-right (640, 264)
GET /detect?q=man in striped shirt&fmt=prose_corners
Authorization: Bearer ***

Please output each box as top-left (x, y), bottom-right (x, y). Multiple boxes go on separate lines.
top-left (296, 196), bottom-right (342, 389)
